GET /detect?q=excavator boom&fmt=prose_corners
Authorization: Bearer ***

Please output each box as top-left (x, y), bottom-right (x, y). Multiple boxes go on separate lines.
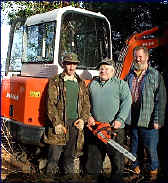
top-left (119, 27), bottom-right (161, 79)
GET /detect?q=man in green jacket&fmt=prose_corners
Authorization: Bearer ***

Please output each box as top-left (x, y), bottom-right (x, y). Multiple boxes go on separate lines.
top-left (125, 46), bottom-right (167, 182)
top-left (44, 52), bottom-right (90, 178)
top-left (85, 58), bottom-right (132, 179)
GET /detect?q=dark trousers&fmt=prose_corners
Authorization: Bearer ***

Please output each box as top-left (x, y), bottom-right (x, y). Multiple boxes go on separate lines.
top-left (46, 119), bottom-right (78, 175)
top-left (83, 128), bottom-right (125, 176)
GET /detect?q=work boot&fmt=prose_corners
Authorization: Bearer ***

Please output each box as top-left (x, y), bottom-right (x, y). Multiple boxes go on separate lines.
top-left (62, 173), bottom-right (82, 182)
top-left (133, 166), bottom-right (141, 174)
top-left (122, 166), bottom-right (141, 183)
top-left (82, 174), bottom-right (98, 183)
top-left (148, 169), bottom-right (158, 181)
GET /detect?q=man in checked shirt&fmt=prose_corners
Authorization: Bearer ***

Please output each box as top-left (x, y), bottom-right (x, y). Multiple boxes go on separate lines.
top-left (125, 46), bottom-right (167, 182)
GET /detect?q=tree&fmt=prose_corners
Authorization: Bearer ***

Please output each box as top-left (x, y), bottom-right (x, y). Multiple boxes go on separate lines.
top-left (1, 1), bottom-right (81, 24)
top-left (83, 2), bottom-right (168, 72)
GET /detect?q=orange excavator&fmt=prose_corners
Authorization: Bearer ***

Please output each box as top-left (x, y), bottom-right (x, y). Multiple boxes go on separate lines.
top-left (1, 5), bottom-right (168, 168)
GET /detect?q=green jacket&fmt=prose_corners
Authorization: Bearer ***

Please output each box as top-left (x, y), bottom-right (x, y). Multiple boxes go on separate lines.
top-left (126, 66), bottom-right (167, 128)
top-left (44, 72), bottom-right (90, 149)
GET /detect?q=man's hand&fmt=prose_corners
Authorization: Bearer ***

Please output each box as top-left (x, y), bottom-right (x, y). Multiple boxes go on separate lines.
top-left (74, 119), bottom-right (84, 131)
top-left (154, 123), bottom-right (160, 130)
top-left (88, 116), bottom-right (95, 126)
top-left (112, 120), bottom-right (122, 129)
top-left (54, 124), bottom-right (66, 134)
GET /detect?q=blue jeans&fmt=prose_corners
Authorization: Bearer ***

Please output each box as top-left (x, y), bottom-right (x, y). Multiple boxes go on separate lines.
top-left (131, 127), bottom-right (159, 171)
top-left (164, 125), bottom-right (168, 176)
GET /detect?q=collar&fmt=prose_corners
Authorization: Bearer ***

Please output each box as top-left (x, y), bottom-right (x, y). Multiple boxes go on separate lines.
top-left (99, 76), bottom-right (114, 82)
top-left (98, 76), bottom-right (114, 87)
top-left (133, 69), bottom-right (146, 78)
top-left (64, 74), bottom-right (77, 82)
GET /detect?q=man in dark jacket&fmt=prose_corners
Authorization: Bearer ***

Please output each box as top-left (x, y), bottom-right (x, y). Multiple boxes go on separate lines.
top-left (44, 52), bottom-right (90, 178)
top-left (125, 46), bottom-right (167, 182)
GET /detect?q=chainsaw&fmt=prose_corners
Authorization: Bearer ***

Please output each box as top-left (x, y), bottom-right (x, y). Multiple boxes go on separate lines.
top-left (87, 121), bottom-right (136, 162)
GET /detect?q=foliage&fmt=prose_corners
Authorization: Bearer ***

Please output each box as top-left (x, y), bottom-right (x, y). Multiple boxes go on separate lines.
top-left (2, 1), bottom-right (167, 34)
top-left (1, 1), bottom-right (81, 24)
top-left (83, 2), bottom-right (168, 32)
top-left (83, 2), bottom-right (168, 55)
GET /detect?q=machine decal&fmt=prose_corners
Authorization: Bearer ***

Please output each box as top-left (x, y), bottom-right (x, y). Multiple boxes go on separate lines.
top-left (6, 93), bottom-right (19, 101)
top-left (29, 91), bottom-right (40, 97)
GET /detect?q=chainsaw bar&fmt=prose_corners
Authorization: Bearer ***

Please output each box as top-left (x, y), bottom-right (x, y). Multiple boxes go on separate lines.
top-left (97, 131), bottom-right (136, 162)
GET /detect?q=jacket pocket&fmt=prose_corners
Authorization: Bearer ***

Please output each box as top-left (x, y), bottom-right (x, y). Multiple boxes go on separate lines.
top-left (43, 127), bottom-right (66, 145)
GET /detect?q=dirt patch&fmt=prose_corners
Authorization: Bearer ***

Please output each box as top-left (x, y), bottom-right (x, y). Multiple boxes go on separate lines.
top-left (1, 148), bottom-right (112, 183)
top-left (1, 149), bottom-right (33, 181)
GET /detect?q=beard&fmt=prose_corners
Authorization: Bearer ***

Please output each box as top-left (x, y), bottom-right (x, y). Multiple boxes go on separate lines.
top-left (134, 62), bottom-right (147, 71)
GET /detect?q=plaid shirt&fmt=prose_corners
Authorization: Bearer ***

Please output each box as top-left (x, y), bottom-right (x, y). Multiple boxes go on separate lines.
top-left (131, 70), bottom-right (146, 103)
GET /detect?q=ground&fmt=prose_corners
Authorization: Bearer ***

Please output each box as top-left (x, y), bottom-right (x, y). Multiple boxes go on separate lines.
top-left (1, 119), bottom-right (167, 183)
top-left (1, 149), bottom-right (111, 183)
top-left (2, 149), bottom-right (168, 183)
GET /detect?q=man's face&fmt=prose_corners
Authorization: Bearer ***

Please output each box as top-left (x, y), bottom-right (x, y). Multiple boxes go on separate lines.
top-left (134, 49), bottom-right (149, 71)
top-left (64, 62), bottom-right (77, 76)
top-left (99, 64), bottom-right (114, 81)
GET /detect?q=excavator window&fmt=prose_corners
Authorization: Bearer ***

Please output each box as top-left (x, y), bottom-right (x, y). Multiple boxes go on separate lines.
top-left (9, 22), bottom-right (24, 72)
top-left (22, 21), bottom-right (56, 63)
top-left (59, 12), bottom-right (111, 70)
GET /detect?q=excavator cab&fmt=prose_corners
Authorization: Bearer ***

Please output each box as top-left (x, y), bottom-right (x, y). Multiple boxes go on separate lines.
top-left (6, 6), bottom-right (112, 78)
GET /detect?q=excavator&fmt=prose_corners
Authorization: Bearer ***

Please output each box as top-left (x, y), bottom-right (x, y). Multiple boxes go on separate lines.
top-left (1, 5), bottom-right (168, 173)
top-left (1, 6), bottom-right (113, 172)
top-left (1, 6), bottom-right (112, 147)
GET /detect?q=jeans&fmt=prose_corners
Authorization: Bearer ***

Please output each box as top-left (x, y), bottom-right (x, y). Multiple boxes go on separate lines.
top-left (164, 125), bottom-right (168, 176)
top-left (131, 127), bottom-right (159, 171)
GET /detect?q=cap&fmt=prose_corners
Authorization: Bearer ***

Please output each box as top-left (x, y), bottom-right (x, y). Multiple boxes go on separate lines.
top-left (62, 52), bottom-right (80, 64)
top-left (96, 58), bottom-right (115, 69)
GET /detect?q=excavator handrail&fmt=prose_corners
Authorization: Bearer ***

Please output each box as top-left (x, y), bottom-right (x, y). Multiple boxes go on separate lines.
top-left (135, 26), bottom-right (159, 39)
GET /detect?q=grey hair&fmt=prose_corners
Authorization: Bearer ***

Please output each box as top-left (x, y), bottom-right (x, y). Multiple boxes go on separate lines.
top-left (99, 64), bottom-right (115, 71)
top-left (133, 46), bottom-right (149, 57)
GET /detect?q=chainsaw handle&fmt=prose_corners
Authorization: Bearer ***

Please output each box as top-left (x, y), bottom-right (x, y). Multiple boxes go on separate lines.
top-left (87, 121), bottom-right (118, 137)
top-left (94, 121), bottom-right (101, 125)
top-left (87, 124), bottom-right (93, 131)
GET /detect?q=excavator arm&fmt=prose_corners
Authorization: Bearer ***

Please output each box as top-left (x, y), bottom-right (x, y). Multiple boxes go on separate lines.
top-left (119, 27), bottom-right (160, 79)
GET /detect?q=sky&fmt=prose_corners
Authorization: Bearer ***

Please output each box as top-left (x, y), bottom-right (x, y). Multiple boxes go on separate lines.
top-left (1, 24), bottom-right (10, 59)
top-left (1, 7), bottom-right (10, 72)
top-left (1, 2), bottom-right (21, 73)
top-left (1, 26), bottom-right (10, 73)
